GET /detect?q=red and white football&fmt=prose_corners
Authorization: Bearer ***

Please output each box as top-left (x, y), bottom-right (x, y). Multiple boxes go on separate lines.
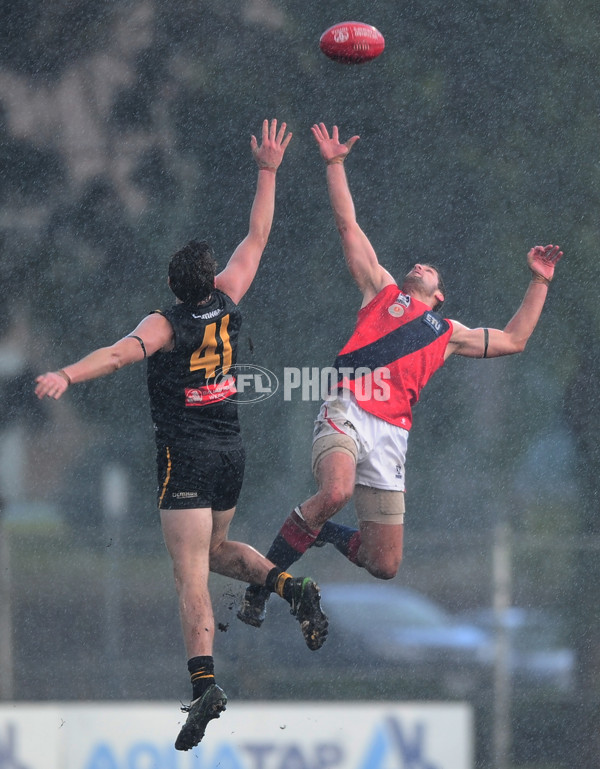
top-left (319, 21), bottom-right (385, 65)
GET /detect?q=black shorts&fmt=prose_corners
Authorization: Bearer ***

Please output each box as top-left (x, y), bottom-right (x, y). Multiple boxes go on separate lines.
top-left (156, 445), bottom-right (245, 511)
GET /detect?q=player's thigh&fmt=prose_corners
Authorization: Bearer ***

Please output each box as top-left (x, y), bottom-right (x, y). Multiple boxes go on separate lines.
top-left (211, 507), bottom-right (236, 549)
top-left (354, 485), bottom-right (405, 525)
top-left (160, 507), bottom-right (213, 573)
top-left (355, 485), bottom-right (405, 563)
top-left (359, 520), bottom-right (404, 558)
top-left (313, 435), bottom-right (358, 498)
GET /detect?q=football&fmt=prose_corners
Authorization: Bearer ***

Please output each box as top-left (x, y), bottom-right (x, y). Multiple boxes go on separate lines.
top-left (319, 21), bottom-right (385, 64)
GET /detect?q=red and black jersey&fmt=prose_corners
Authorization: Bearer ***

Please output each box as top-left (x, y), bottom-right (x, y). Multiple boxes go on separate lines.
top-left (334, 284), bottom-right (453, 430)
top-left (147, 290), bottom-right (243, 450)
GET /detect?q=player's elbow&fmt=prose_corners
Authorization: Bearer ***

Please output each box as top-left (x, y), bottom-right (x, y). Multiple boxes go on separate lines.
top-left (486, 336), bottom-right (528, 358)
top-left (109, 345), bottom-right (133, 372)
top-left (109, 351), bottom-right (126, 372)
top-left (511, 334), bottom-right (529, 354)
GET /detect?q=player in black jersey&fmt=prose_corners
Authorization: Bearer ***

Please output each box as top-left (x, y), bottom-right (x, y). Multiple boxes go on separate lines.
top-left (35, 119), bottom-right (328, 751)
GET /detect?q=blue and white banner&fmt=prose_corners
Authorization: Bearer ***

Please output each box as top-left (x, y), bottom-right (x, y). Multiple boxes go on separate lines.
top-left (0, 701), bottom-right (472, 769)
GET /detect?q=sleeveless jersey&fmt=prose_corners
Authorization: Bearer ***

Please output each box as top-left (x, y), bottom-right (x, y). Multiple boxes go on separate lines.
top-left (333, 284), bottom-right (453, 430)
top-left (147, 290), bottom-right (243, 450)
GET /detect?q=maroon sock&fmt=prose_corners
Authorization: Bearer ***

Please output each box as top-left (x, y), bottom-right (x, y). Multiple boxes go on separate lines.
top-left (346, 531), bottom-right (362, 565)
top-left (265, 507), bottom-right (319, 570)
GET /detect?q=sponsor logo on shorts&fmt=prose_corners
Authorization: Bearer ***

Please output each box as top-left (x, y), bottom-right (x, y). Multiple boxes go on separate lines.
top-left (172, 491), bottom-right (198, 499)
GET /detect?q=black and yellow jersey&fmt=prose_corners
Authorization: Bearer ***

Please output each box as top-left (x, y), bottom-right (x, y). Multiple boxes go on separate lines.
top-left (147, 290), bottom-right (243, 450)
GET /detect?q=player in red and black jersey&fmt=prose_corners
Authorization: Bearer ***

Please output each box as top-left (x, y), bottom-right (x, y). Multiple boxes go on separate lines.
top-left (238, 122), bottom-right (563, 628)
top-left (35, 120), bottom-right (328, 751)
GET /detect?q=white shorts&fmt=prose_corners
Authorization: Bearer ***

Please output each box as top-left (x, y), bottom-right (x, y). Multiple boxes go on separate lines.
top-left (311, 391), bottom-right (408, 492)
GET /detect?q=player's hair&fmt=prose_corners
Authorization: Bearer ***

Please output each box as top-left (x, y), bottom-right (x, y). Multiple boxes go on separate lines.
top-left (424, 263), bottom-right (446, 312)
top-left (168, 240), bottom-right (216, 304)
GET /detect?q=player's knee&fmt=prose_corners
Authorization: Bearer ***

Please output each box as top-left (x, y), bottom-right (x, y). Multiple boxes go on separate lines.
top-left (368, 564), bottom-right (400, 580)
top-left (208, 539), bottom-right (227, 568)
top-left (318, 484), bottom-right (353, 515)
top-left (363, 553), bottom-right (403, 581)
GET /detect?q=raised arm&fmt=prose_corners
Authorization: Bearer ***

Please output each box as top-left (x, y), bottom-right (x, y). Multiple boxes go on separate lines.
top-left (447, 244), bottom-right (563, 359)
top-left (34, 312), bottom-right (173, 400)
top-left (311, 123), bottom-right (394, 306)
top-left (215, 119), bottom-right (292, 304)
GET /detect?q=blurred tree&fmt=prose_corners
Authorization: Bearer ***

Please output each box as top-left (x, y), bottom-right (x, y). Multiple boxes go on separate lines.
top-left (1, 1), bottom-right (600, 755)
top-left (0, 0), bottom-right (110, 78)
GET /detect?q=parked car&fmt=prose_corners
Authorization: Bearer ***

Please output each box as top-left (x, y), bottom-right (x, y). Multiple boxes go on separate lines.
top-left (320, 582), bottom-right (492, 666)
top-left (224, 582), bottom-right (575, 699)
top-left (241, 581), bottom-right (494, 697)
top-left (457, 606), bottom-right (575, 693)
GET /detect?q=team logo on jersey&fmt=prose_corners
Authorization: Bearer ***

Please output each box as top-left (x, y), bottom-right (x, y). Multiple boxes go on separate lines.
top-left (388, 303), bottom-right (405, 318)
top-left (388, 292), bottom-right (410, 317)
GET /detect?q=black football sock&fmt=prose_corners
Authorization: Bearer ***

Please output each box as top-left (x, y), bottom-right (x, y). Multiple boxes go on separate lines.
top-left (265, 507), bottom-right (319, 571)
top-left (264, 567), bottom-right (294, 599)
top-left (188, 655), bottom-right (215, 701)
top-left (264, 569), bottom-right (302, 606)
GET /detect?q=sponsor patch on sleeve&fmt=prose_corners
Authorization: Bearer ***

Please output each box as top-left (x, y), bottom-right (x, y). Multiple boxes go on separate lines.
top-left (422, 311), bottom-right (444, 335)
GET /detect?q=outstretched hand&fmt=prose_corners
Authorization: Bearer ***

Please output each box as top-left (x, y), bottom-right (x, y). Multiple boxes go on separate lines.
top-left (311, 123), bottom-right (359, 165)
top-left (35, 371), bottom-right (70, 400)
top-left (527, 244), bottom-right (563, 283)
top-left (251, 119), bottom-right (292, 171)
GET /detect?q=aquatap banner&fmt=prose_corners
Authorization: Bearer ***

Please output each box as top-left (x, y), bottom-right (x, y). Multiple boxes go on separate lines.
top-left (0, 701), bottom-right (472, 769)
